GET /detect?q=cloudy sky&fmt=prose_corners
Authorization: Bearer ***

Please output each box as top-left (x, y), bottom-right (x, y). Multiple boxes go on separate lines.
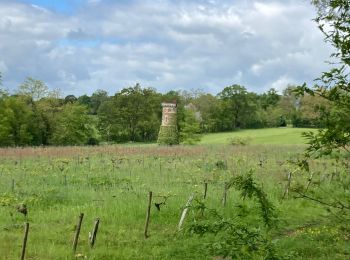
top-left (0, 0), bottom-right (333, 96)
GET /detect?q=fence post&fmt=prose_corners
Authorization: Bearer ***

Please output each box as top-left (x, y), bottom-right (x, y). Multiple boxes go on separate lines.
top-left (21, 222), bottom-right (29, 260)
top-left (72, 213), bottom-right (84, 252)
top-left (203, 182), bottom-right (208, 199)
top-left (144, 191), bottom-right (153, 238)
top-left (89, 218), bottom-right (100, 248)
top-left (178, 194), bottom-right (195, 231)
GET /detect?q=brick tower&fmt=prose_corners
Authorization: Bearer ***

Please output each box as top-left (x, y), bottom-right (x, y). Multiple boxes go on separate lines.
top-left (157, 102), bottom-right (179, 145)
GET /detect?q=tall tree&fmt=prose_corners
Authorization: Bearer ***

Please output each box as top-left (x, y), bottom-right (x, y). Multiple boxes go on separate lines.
top-left (261, 88), bottom-right (280, 110)
top-left (0, 96), bottom-right (36, 146)
top-left (98, 84), bottom-right (162, 142)
top-left (50, 103), bottom-right (98, 145)
top-left (17, 77), bottom-right (49, 101)
top-left (0, 72), bottom-right (8, 98)
top-left (64, 95), bottom-right (77, 104)
top-left (35, 96), bottom-right (64, 145)
top-left (299, 0), bottom-right (350, 157)
top-left (77, 94), bottom-right (92, 108)
top-left (218, 85), bottom-right (259, 130)
top-left (91, 89), bottom-right (108, 115)
top-left (179, 106), bottom-right (202, 144)
top-left (192, 93), bottom-right (221, 132)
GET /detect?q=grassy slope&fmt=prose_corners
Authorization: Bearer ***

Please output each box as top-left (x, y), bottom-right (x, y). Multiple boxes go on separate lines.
top-left (200, 127), bottom-right (317, 145)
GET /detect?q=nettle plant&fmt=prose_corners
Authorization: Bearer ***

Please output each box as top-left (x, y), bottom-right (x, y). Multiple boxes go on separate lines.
top-left (185, 171), bottom-right (281, 259)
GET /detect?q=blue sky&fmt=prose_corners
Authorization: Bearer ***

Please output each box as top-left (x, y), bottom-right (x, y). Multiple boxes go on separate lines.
top-left (0, 0), bottom-right (333, 96)
top-left (20, 0), bottom-right (84, 13)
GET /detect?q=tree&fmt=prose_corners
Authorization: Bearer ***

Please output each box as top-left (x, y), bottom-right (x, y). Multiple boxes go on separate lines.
top-left (98, 84), bottom-right (162, 142)
top-left (77, 94), bottom-right (92, 107)
top-left (298, 0), bottom-right (350, 157)
top-left (17, 77), bottom-right (49, 101)
top-left (90, 89), bottom-right (108, 115)
top-left (35, 96), bottom-right (64, 145)
top-left (179, 106), bottom-right (202, 144)
top-left (50, 103), bottom-right (98, 145)
top-left (64, 95), bottom-right (77, 104)
top-left (0, 96), bottom-right (36, 146)
top-left (218, 85), bottom-right (260, 130)
top-left (292, 94), bottom-right (329, 128)
top-left (0, 72), bottom-right (8, 98)
top-left (260, 88), bottom-right (280, 110)
top-left (192, 93), bottom-right (221, 132)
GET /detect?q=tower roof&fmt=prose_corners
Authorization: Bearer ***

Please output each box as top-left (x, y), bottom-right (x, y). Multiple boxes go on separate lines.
top-left (161, 102), bottom-right (177, 107)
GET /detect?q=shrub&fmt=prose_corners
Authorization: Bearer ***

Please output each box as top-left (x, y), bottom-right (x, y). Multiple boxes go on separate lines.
top-left (227, 136), bottom-right (252, 145)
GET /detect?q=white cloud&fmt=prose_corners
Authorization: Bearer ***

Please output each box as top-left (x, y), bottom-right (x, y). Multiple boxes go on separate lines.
top-left (0, 0), bottom-right (333, 96)
top-left (271, 75), bottom-right (295, 93)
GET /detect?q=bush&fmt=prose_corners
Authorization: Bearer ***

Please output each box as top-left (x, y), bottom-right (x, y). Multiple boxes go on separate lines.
top-left (227, 136), bottom-right (251, 145)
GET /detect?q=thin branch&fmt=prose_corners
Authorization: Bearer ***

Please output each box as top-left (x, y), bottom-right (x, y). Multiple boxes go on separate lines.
top-left (294, 191), bottom-right (350, 211)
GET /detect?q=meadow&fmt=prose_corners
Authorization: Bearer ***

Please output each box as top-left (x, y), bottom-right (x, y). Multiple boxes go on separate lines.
top-left (0, 128), bottom-right (349, 259)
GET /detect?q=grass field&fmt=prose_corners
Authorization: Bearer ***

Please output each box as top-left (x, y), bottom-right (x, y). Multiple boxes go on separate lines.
top-left (200, 127), bottom-right (317, 145)
top-left (0, 128), bottom-right (349, 259)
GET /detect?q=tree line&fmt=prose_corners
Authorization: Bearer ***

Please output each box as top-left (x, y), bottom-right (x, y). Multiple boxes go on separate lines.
top-left (0, 75), bottom-right (329, 146)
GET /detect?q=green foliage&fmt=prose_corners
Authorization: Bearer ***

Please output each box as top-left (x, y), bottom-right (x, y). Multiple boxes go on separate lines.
top-left (298, 0), bottom-right (350, 157)
top-left (64, 95), bottom-right (77, 104)
top-left (157, 125), bottom-right (179, 145)
top-left (0, 96), bottom-right (37, 146)
top-left (17, 77), bottom-right (49, 101)
top-left (187, 211), bottom-right (278, 259)
top-left (0, 76), bottom-right (328, 146)
top-left (227, 171), bottom-right (277, 228)
top-left (215, 159), bottom-right (227, 170)
top-left (98, 84), bottom-right (162, 142)
top-left (50, 103), bottom-right (99, 145)
top-left (77, 94), bottom-right (92, 108)
top-left (192, 93), bottom-right (222, 132)
top-left (0, 144), bottom-right (349, 258)
top-left (179, 108), bottom-right (202, 144)
top-left (90, 89), bottom-right (108, 115)
top-left (186, 172), bottom-right (278, 258)
top-left (218, 85), bottom-right (261, 129)
top-left (227, 136), bottom-right (252, 146)
top-left (261, 88), bottom-right (280, 110)
top-left (260, 106), bottom-right (287, 128)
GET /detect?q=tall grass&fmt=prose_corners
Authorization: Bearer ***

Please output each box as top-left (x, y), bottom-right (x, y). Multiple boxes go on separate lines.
top-left (0, 142), bottom-right (348, 259)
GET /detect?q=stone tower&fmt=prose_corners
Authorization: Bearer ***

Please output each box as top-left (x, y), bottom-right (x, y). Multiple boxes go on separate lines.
top-left (157, 102), bottom-right (179, 145)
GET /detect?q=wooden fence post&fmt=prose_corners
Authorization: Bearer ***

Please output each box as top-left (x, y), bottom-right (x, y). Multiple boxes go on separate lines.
top-left (21, 222), bottom-right (29, 260)
top-left (203, 182), bottom-right (208, 199)
top-left (72, 213), bottom-right (84, 252)
top-left (283, 172), bottom-right (292, 199)
top-left (89, 218), bottom-right (100, 248)
top-left (144, 191), bottom-right (153, 238)
top-left (178, 194), bottom-right (195, 231)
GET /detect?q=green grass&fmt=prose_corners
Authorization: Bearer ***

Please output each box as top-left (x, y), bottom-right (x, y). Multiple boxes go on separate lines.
top-left (200, 127), bottom-right (317, 145)
top-left (0, 129), bottom-right (349, 259)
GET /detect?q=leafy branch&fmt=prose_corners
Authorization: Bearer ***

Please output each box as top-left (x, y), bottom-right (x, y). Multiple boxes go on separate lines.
top-left (227, 170), bottom-right (277, 228)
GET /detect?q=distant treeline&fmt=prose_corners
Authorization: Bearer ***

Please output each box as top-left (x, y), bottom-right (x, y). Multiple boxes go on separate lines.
top-left (0, 76), bottom-right (329, 146)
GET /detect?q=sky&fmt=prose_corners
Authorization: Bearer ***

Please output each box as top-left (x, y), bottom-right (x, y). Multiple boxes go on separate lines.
top-left (0, 0), bottom-right (334, 96)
